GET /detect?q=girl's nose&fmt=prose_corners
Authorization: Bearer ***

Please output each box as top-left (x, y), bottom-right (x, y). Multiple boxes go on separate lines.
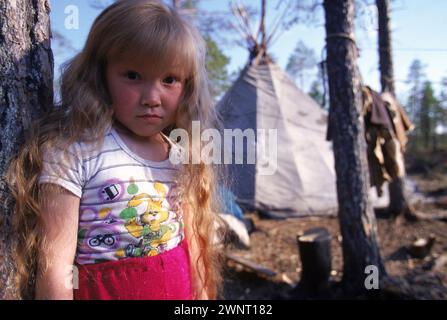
top-left (140, 82), bottom-right (161, 107)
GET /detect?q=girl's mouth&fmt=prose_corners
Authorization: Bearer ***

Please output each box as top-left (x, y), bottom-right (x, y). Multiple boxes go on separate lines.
top-left (137, 114), bottom-right (163, 123)
top-left (138, 114), bottom-right (162, 119)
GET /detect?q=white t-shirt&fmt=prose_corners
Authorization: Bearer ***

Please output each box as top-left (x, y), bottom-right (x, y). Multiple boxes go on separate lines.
top-left (39, 127), bottom-right (185, 265)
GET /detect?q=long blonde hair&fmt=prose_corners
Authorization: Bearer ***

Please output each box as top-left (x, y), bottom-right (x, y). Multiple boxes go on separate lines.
top-left (6, 0), bottom-right (223, 299)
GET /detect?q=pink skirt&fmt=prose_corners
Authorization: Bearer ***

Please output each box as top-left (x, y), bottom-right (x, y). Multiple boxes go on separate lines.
top-left (73, 240), bottom-right (193, 300)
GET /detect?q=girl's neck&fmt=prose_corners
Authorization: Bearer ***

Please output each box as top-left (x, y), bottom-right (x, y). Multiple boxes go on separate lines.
top-left (113, 120), bottom-right (161, 143)
top-left (112, 121), bottom-right (170, 162)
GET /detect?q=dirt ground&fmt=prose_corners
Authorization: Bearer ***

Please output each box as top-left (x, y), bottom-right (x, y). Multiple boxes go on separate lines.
top-left (221, 155), bottom-right (447, 300)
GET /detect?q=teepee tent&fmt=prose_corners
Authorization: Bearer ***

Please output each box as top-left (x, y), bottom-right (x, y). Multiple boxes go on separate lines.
top-left (217, 1), bottom-right (338, 218)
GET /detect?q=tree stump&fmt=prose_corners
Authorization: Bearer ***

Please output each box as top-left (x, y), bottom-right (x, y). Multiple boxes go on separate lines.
top-left (294, 228), bottom-right (332, 297)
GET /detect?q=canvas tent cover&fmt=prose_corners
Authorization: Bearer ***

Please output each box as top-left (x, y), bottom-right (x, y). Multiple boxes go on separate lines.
top-left (218, 62), bottom-right (338, 218)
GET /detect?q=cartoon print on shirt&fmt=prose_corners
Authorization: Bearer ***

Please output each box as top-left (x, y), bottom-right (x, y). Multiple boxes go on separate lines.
top-left (127, 176), bottom-right (139, 195)
top-left (84, 223), bottom-right (121, 251)
top-left (120, 223), bottom-right (178, 258)
top-left (98, 179), bottom-right (125, 202)
top-left (116, 181), bottom-right (179, 257)
top-left (78, 206), bottom-right (121, 262)
top-left (78, 207), bottom-right (113, 245)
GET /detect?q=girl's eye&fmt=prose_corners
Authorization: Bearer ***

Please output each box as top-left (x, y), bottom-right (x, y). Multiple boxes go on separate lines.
top-left (126, 71), bottom-right (140, 80)
top-left (163, 76), bottom-right (179, 85)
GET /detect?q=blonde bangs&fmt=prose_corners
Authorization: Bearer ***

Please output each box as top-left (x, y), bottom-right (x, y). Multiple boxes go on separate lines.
top-left (97, 3), bottom-right (197, 79)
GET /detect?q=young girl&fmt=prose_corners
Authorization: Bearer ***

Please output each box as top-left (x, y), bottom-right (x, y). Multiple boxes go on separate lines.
top-left (7, 0), bottom-right (223, 300)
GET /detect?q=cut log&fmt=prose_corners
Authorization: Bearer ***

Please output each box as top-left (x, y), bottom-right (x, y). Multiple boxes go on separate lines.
top-left (296, 228), bottom-right (332, 293)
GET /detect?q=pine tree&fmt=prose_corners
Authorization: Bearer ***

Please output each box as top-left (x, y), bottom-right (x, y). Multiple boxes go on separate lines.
top-left (324, 0), bottom-right (385, 295)
top-left (406, 59), bottom-right (426, 124)
top-left (204, 35), bottom-right (231, 102)
top-left (0, 0), bottom-right (53, 299)
top-left (308, 80), bottom-right (324, 107)
top-left (286, 40), bottom-right (317, 89)
top-left (376, 0), bottom-right (414, 219)
top-left (308, 63), bottom-right (329, 109)
top-left (420, 81), bottom-right (439, 151)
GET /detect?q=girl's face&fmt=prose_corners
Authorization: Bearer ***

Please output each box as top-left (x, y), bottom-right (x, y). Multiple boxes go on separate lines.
top-left (106, 56), bottom-right (184, 140)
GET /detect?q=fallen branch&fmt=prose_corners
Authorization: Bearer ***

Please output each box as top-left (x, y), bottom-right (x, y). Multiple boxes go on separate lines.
top-left (226, 253), bottom-right (277, 277)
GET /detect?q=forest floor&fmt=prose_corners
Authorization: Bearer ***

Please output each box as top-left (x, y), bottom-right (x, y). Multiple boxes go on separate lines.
top-left (221, 151), bottom-right (447, 300)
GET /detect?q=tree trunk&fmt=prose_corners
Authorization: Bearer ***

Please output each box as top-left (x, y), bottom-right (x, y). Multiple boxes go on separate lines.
top-left (432, 133), bottom-right (437, 152)
top-left (323, 0), bottom-right (386, 295)
top-left (376, 0), bottom-right (411, 218)
top-left (0, 0), bottom-right (53, 299)
top-left (376, 0), bottom-right (395, 96)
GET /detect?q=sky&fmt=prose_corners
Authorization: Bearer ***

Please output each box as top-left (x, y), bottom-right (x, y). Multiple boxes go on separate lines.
top-left (49, 0), bottom-right (447, 103)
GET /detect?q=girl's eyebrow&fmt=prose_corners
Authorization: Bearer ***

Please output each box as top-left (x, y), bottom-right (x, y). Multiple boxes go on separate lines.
top-left (114, 61), bottom-right (185, 78)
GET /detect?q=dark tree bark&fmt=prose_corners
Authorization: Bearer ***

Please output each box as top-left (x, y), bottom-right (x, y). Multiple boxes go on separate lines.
top-left (376, 0), bottom-right (395, 96)
top-left (0, 0), bottom-right (53, 299)
top-left (388, 177), bottom-right (409, 218)
top-left (323, 0), bottom-right (386, 295)
top-left (376, 0), bottom-right (411, 218)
